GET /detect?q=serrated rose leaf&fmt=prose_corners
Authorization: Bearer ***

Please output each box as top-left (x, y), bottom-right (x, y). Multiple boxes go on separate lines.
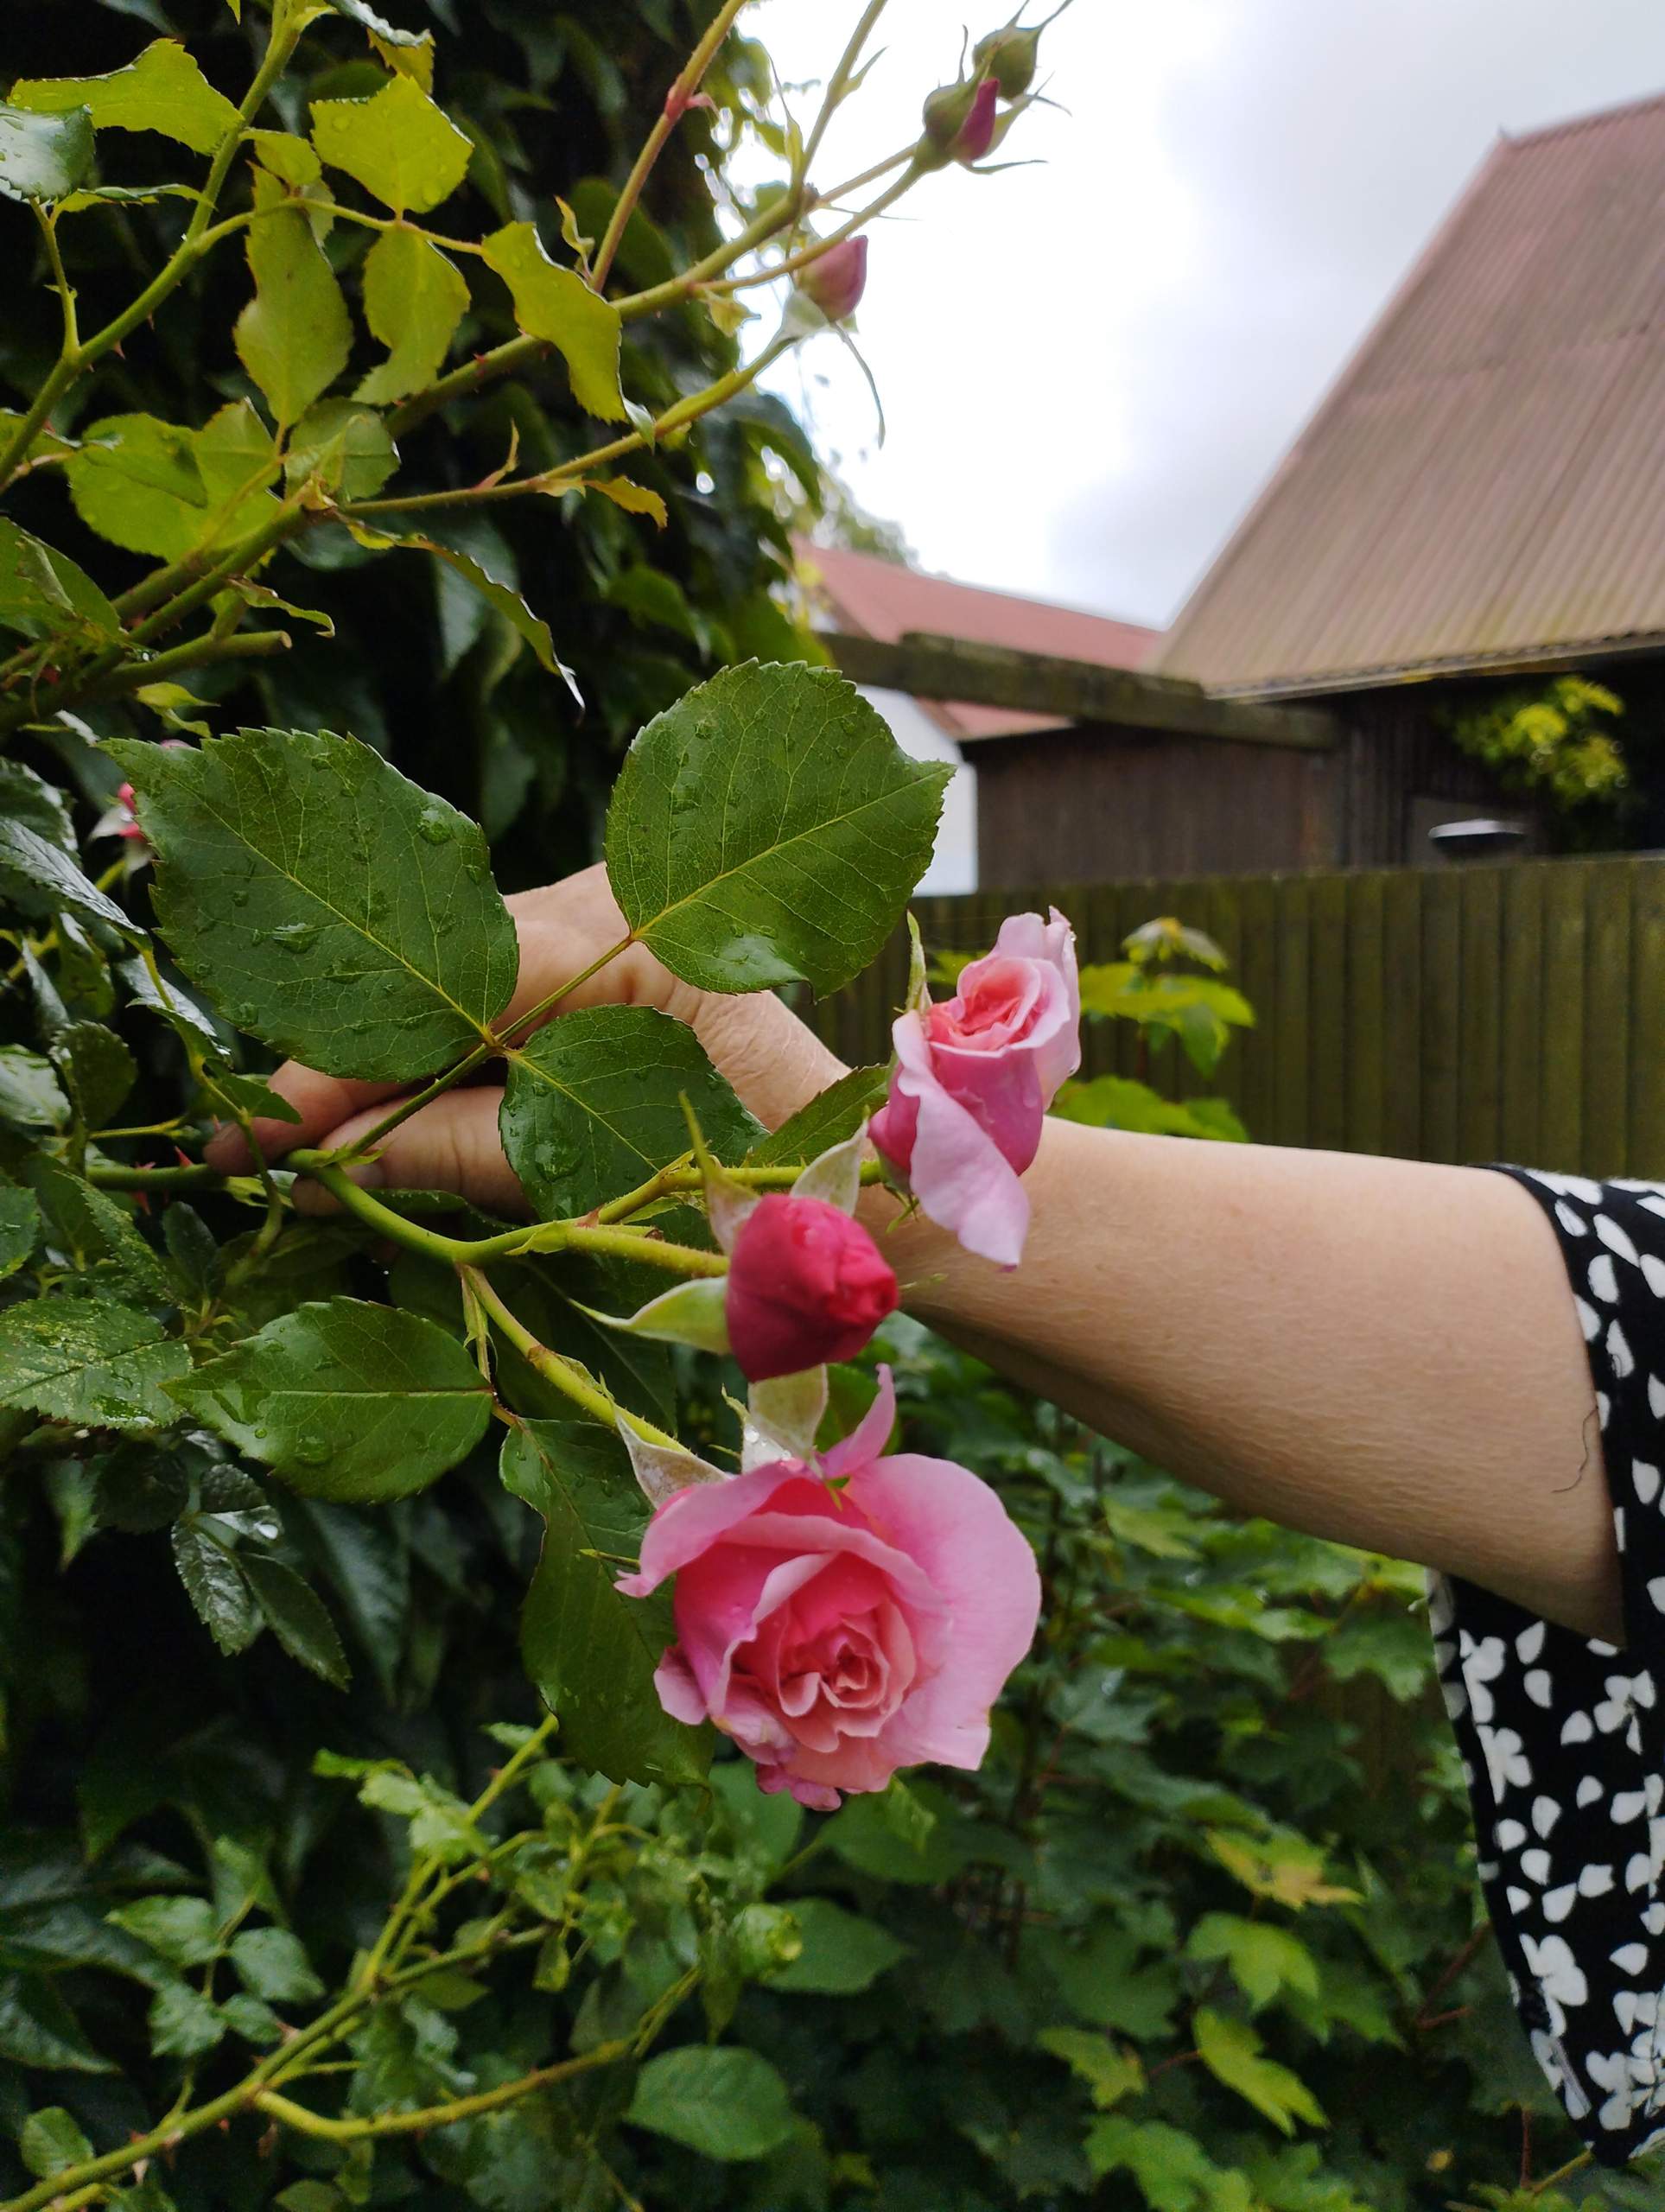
top-left (10, 41), bottom-right (240, 156)
top-left (354, 227), bottom-right (470, 404)
top-left (284, 402), bottom-right (397, 499)
top-left (0, 819), bottom-right (141, 938)
top-left (0, 519), bottom-right (123, 646)
top-left (171, 1299), bottom-right (494, 1503)
top-left (626, 2047), bottom-right (796, 2160)
top-left (0, 1299), bottom-right (190, 1430)
top-left (107, 727), bottom-right (518, 1080)
top-left (0, 104), bottom-right (95, 203)
top-left (0, 1190), bottom-right (41, 1281)
top-left (481, 223), bottom-right (626, 421)
top-left (310, 74), bottom-right (471, 213)
top-left (171, 1522), bottom-right (260, 1655)
top-left (499, 1004), bottom-right (761, 1217)
top-left (242, 1555), bottom-right (348, 1688)
top-left (500, 1421), bottom-right (711, 1786)
top-left (65, 412), bottom-right (267, 563)
top-left (233, 172), bottom-right (351, 429)
top-left (605, 663), bottom-right (950, 995)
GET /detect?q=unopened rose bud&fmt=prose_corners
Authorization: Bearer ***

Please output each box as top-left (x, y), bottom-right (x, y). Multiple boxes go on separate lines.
top-left (923, 77), bottom-right (979, 151)
top-left (972, 24), bottom-right (1042, 98)
top-left (797, 233), bottom-right (868, 322)
top-left (115, 781), bottom-right (147, 841)
top-left (954, 75), bottom-right (1001, 162)
top-left (724, 1192), bottom-right (898, 1383)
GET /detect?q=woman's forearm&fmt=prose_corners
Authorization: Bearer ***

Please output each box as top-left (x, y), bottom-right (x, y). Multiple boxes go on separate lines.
top-left (870, 1120), bottom-right (1621, 1642)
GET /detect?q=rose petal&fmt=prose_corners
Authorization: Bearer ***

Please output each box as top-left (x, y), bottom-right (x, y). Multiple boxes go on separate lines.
top-left (848, 1452), bottom-right (1042, 1771)
top-left (903, 1063), bottom-right (1032, 1266)
top-left (653, 1644), bottom-right (709, 1726)
top-left (615, 1463), bottom-right (817, 1596)
top-left (820, 1365), bottom-right (897, 1481)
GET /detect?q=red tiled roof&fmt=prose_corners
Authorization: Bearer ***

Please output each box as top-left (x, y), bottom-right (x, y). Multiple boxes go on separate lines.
top-left (1156, 90), bottom-right (1665, 696)
top-left (797, 540), bottom-right (1162, 741)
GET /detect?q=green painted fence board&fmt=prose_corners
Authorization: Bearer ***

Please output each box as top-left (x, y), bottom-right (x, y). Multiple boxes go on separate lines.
top-left (1583, 860), bottom-right (1632, 1179)
top-left (1499, 863), bottom-right (1544, 1168)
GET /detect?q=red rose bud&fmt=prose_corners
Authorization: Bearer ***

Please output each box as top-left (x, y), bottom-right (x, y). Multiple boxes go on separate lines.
top-left (798, 234), bottom-right (868, 322)
top-left (955, 75), bottom-right (1001, 162)
top-left (725, 1193), bottom-right (898, 1383)
top-left (115, 781), bottom-right (146, 841)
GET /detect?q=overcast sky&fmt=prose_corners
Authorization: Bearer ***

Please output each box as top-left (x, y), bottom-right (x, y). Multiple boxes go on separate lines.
top-left (745, 0), bottom-right (1665, 631)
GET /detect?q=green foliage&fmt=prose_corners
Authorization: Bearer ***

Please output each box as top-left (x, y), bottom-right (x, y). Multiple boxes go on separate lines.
top-left (1444, 675), bottom-right (1629, 817)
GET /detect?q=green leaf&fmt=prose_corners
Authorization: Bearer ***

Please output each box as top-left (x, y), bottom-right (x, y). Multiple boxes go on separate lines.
top-left (501, 1421), bottom-right (710, 1787)
top-left (248, 129), bottom-right (321, 188)
top-left (310, 75), bottom-right (472, 214)
top-left (171, 1298), bottom-right (494, 1503)
top-left (229, 1925), bottom-right (324, 2004)
top-left (219, 1992), bottom-right (284, 2045)
top-left (234, 169), bottom-right (352, 429)
top-left (1084, 2116), bottom-right (1254, 2211)
top-left (0, 818), bottom-right (140, 938)
top-left (346, 517), bottom-right (575, 690)
top-left (242, 1554), bottom-right (349, 1688)
top-left (22, 1155), bottom-right (166, 1300)
top-left (147, 1977), bottom-right (225, 2059)
top-left (10, 41), bottom-right (240, 156)
top-left (107, 727), bottom-right (518, 1082)
top-left (194, 398), bottom-right (282, 522)
top-left (52, 1021), bottom-right (137, 1128)
top-left (171, 1522), bottom-right (261, 1654)
top-left (746, 1065), bottom-right (890, 1167)
top-left (354, 226), bottom-right (470, 404)
top-left (606, 663), bottom-right (950, 995)
top-left (1185, 1915), bottom-right (1319, 2014)
top-left (0, 518), bottom-right (123, 646)
top-left (0, 103), bottom-right (95, 203)
top-left (0, 1046), bottom-right (69, 1128)
top-left (767, 1899), bottom-right (909, 1994)
top-left (19, 2107), bottom-right (93, 2181)
top-left (205, 1071), bottom-right (303, 1125)
top-left (480, 222), bottom-right (626, 420)
top-left (1042, 1924), bottom-right (1181, 2040)
top-left (108, 1895), bottom-right (220, 1968)
top-left (0, 1189), bottom-right (40, 1280)
top-left (119, 955), bottom-right (219, 1052)
top-left (1194, 2007), bottom-right (1325, 2134)
top-left (64, 413), bottom-right (229, 562)
top-left (500, 1004), bottom-right (761, 1217)
top-left (94, 1444), bottom-right (192, 1531)
top-left (0, 1298), bottom-right (188, 1429)
top-left (0, 761), bottom-right (75, 852)
top-left (284, 401), bottom-right (397, 499)
top-left (626, 2046), bottom-right (796, 2161)
top-left (1037, 2028), bottom-right (1145, 2111)
top-left (0, 1976), bottom-right (111, 2072)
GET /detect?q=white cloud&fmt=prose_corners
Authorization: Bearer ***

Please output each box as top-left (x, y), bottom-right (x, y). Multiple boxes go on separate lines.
top-left (745, 0), bottom-right (1665, 625)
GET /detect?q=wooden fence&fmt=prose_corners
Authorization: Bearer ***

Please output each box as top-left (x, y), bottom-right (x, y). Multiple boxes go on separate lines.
top-left (801, 855), bottom-right (1665, 1181)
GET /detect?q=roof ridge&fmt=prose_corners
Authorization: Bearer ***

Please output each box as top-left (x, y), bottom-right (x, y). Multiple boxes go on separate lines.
top-left (1502, 85), bottom-right (1665, 147)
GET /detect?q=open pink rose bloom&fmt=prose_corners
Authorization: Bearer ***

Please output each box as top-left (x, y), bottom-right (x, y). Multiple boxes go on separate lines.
top-left (870, 907), bottom-right (1080, 1266)
top-left (617, 1371), bottom-right (1041, 1808)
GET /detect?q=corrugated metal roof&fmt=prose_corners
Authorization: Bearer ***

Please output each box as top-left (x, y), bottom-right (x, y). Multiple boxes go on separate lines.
top-left (796, 540), bottom-right (1160, 739)
top-left (1156, 91), bottom-right (1665, 696)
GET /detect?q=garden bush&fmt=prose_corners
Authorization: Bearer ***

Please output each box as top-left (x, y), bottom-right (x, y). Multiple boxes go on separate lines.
top-left (0, 3), bottom-right (1653, 2207)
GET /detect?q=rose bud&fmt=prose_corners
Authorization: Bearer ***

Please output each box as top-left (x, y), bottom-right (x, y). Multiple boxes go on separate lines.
top-left (724, 1192), bottom-right (898, 1383)
top-left (797, 233), bottom-right (868, 323)
top-left (618, 1368), bottom-right (1041, 1809)
top-left (953, 75), bottom-right (1001, 162)
top-left (972, 24), bottom-right (1043, 99)
top-left (871, 906), bottom-right (1080, 1267)
top-left (115, 781), bottom-right (147, 841)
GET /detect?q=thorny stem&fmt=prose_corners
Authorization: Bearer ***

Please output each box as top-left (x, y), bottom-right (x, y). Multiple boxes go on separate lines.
top-left (590, 0), bottom-right (753, 292)
top-left (799, 0), bottom-right (891, 181)
top-left (462, 1267), bottom-right (684, 1449)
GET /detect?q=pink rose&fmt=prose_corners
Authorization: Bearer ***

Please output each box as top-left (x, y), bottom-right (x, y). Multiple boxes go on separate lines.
top-left (869, 907), bottom-right (1079, 1266)
top-left (616, 1370), bottom-right (1040, 1808)
top-left (725, 1192), bottom-right (898, 1382)
top-left (798, 234), bottom-right (868, 323)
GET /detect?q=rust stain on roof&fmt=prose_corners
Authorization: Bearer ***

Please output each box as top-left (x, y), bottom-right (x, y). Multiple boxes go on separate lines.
top-left (1156, 91), bottom-right (1665, 696)
top-left (797, 540), bottom-right (1161, 740)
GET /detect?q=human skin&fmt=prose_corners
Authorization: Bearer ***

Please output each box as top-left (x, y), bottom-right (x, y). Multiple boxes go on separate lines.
top-left (208, 865), bottom-right (1619, 1645)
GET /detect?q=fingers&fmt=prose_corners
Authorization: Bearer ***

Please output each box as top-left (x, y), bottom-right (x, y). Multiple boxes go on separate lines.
top-left (204, 864), bottom-right (669, 1174)
top-left (291, 1088), bottom-right (526, 1217)
top-left (204, 1063), bottom-right (403, 1173)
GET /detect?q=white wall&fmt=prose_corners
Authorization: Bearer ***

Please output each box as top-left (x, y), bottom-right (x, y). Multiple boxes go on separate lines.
top-left (859, 686), bottom-right (976, 895)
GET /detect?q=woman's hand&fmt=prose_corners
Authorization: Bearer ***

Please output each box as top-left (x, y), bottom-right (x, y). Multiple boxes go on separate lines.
top-left (204, 864), bottom-right (848, 1211)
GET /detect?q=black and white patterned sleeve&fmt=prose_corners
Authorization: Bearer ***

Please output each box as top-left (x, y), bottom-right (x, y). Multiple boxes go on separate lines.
top-left (1433, 1169), bottom-right (1665, 2164)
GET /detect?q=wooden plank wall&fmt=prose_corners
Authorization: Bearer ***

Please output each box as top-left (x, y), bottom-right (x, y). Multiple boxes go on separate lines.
top-left (798, 856), bottom-right (1665, 1180)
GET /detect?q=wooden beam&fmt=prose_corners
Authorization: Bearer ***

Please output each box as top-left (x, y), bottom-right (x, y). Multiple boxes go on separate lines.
top-left (823, 630), bottom-right (1340, 752)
